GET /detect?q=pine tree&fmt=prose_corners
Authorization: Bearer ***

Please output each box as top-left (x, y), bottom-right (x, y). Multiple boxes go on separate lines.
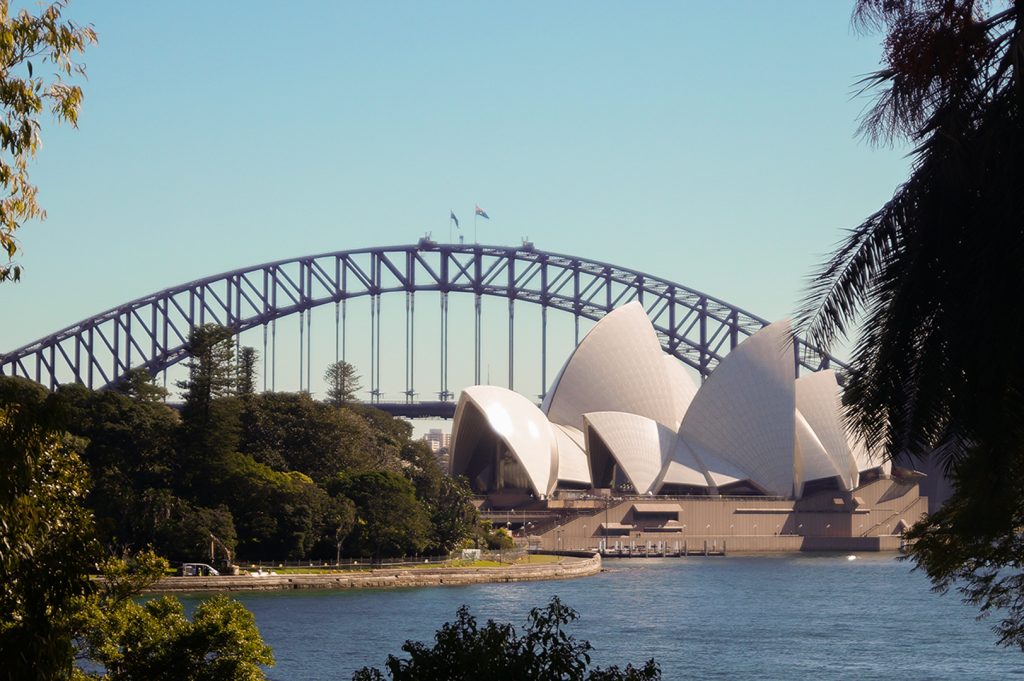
top-left (324, 361), bottom-right (361, 406)
top-left (237, 346), bottom-right (258, 398)
top-left (177, 325), bottom-right (236, 415)
top-left (176, 325), bottom-right (239, 475)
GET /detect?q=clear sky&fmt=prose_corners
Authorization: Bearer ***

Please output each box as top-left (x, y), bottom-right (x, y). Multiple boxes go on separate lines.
top-left (3, 2), bottom-right (911, 420)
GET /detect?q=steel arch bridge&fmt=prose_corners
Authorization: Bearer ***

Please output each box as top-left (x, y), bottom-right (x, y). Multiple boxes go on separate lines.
top-left (0, 240), bottom-right (844, 413)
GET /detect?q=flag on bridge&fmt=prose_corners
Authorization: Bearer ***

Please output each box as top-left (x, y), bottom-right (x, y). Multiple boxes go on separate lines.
top-left (450, 210), bottom-right (459, 229)
top-left (475, 205), bottom-right (490, 220)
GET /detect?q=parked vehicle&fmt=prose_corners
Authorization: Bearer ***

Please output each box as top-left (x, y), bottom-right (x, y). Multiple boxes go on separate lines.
top-left (180, 562), bottom-right (220, 576)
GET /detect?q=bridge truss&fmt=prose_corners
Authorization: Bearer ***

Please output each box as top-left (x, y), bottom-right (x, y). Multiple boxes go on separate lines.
top-left (0, 241), bottom-right (844, 407)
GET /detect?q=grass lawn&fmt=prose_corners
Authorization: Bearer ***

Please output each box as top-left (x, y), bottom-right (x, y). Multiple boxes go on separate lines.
top-left (233, 554), bottom-right (565, 574)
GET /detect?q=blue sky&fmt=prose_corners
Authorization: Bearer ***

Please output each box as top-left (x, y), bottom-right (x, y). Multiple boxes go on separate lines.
top-left (3, 1), bottom-right (910, 411)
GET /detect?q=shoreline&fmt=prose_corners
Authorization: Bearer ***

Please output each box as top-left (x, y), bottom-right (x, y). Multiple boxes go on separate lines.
top-left (142, 553), bottom-right (602, 594)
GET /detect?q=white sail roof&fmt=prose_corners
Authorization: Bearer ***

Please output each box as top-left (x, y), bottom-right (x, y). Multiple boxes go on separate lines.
top-left (795, 370), bottom-right (858, 489)
top-left (795, 410), bottom-right (851, 496)
top-left (450, 385), bottom-right (559, 497)
top-left (677, 320), bottom-right (797, 497)
top-left (450, 310), bottom-right (869, 501)
top-left (583, 411), bottom-right (674, 495)
top-left (659, 437), bottom-right (716, 489)
top-left (543, 302), bottom-right (683, 432)
top-left (673, 435), bottom-right (749, 489)
top-left (551, 423), bottom-right (592, 486)
top-left (662, 354), bottom-right (699, 430)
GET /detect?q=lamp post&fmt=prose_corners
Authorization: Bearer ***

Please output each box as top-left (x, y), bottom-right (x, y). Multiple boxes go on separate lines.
top-left (604, 496), bottom-right (610, 554)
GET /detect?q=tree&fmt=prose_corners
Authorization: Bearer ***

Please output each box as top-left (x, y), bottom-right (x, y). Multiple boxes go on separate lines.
top-left (52, 382), bottom-right (179, 550)
top-left (325, 494), bottom-right (356, 564)
top-left (75, 552), bottom-right (274, 681)
top-left (78, 595), bottom-right (273, 681)
top-left (131, 489), bottom-right (238, 563)
top-left (0, 0), bottom-right (97, 282)
top-left (331, 471), bottom-right (431, 560)
top-left (428, 476), bottom-right (479, 555)
top-left (113, 368), bottom-right (168, 403)
top-left (797, 1), bottom-right (1024, 647)
top-left (238, 391), bottom-right (377, 481)
top-left (349, 403), bottom-right (410, 472)
top-left (0, 378), bottom-right (99, 681)
top-left (177, 324), bottom-right (240, 474)
top-left (324, 360), bottom-right (361, 405)
top-left (177, 324), bottom-right (237, 413)
top-left (237, 346), bottom-right (258, 398)
top-left (0, 377), bottom-right (274, 679)
top-left (352, 597), bottom-right (660, 681)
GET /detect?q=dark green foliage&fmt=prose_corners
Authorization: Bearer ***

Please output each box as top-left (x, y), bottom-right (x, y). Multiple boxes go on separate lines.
top-left (352, 597), bottom-right (660, 681)
top-left (475, 519), bottom-right (514, 551)
top-left (798, 1), bottom-right (1024, 648)
top-left (113, 368), bottom-right (168, 403)
top-left (237, 346), bottom-right (258, 398)
top-left (208, 452), bottom-right (330, 559)
top-left (52, 383), bottom-right (178, 548)
top-left (399, 439), bottom-right (479, 552)
top-left (76, 552), bottom-right (273, 680)
top-left (177, 325), bottom-right (240, 468)
top-left (401, 438), bottom-right (444, 501)
top-left (903, 428), bottom-right (1024, 648)
top-left (0, 378), bottom-right (100, 681)
top-left (0, 378), bottom-right (272, 680)
top-left (349, 403), bottom-right (413, 471)
top-left (0, 366), bottom-right (475, 564)
top-left (324, 360), bottom-right (361, 405)
top-left (427, 475), bottom-right (479, 554)
top-left (80, 596), bottom-right (273, 681)
top-left (239, 391), bottom-right (377, 480)
top-left (177, 325), bottom-right (236, 411)
top-left (332, 471), bottom-right (432, 559)
top-left (322, 494), bottom-right (356, 563)
top-left (131, 489), bottom-right (238, 562)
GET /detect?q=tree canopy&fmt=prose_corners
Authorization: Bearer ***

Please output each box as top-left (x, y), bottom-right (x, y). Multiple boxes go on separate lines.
top-left (0, 378), bottom-right (99, 679)
top-left (0, 330), bottom-right (477, 563)
top-left (324, 360), bottom-right (362, 405)
top-left (352, 597), bottom-right (660, 681)
top-left (0, 380), bottom-right (275, 681)
top-left (0, 0), bottom-right (96, 282)
top-left (798, 0), bottom-right (1024, 647)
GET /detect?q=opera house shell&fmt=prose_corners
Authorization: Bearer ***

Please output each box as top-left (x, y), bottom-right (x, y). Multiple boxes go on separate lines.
top-left (450, 302), bottom-right (889, 501)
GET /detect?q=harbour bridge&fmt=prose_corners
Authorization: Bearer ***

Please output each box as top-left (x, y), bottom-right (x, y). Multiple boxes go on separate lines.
top-left (0, 240), bottom-right (844, 418)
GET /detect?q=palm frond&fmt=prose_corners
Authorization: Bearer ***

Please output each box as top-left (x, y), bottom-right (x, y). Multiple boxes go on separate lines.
top-left (795, 185), bottom-right (908, 349)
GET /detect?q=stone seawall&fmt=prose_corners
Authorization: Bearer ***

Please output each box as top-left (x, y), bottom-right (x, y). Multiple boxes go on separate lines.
top-left (144, 554), bottom-right (602, 594)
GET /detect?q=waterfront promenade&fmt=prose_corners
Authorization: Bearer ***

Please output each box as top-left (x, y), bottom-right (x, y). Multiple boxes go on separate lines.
top-left (144, 553), bottom-right (601, 594)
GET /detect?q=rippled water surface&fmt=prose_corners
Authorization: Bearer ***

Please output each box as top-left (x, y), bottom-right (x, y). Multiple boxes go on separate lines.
top-left (187, 554), bottom-right (1024, 680)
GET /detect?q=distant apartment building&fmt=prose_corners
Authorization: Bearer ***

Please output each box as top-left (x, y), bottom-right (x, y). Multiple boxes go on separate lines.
top-left (423, 428), bottom-right (451, 453)
top-left (423, 428), bottom-right (451, 469)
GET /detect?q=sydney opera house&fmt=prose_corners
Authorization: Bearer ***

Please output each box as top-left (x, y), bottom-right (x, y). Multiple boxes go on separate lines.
top-left (449, 302), bottom-right (927, 552)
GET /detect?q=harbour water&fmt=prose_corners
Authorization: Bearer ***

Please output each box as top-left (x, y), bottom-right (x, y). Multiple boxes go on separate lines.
top-left (191, 554), bottom-right (1024, 680)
